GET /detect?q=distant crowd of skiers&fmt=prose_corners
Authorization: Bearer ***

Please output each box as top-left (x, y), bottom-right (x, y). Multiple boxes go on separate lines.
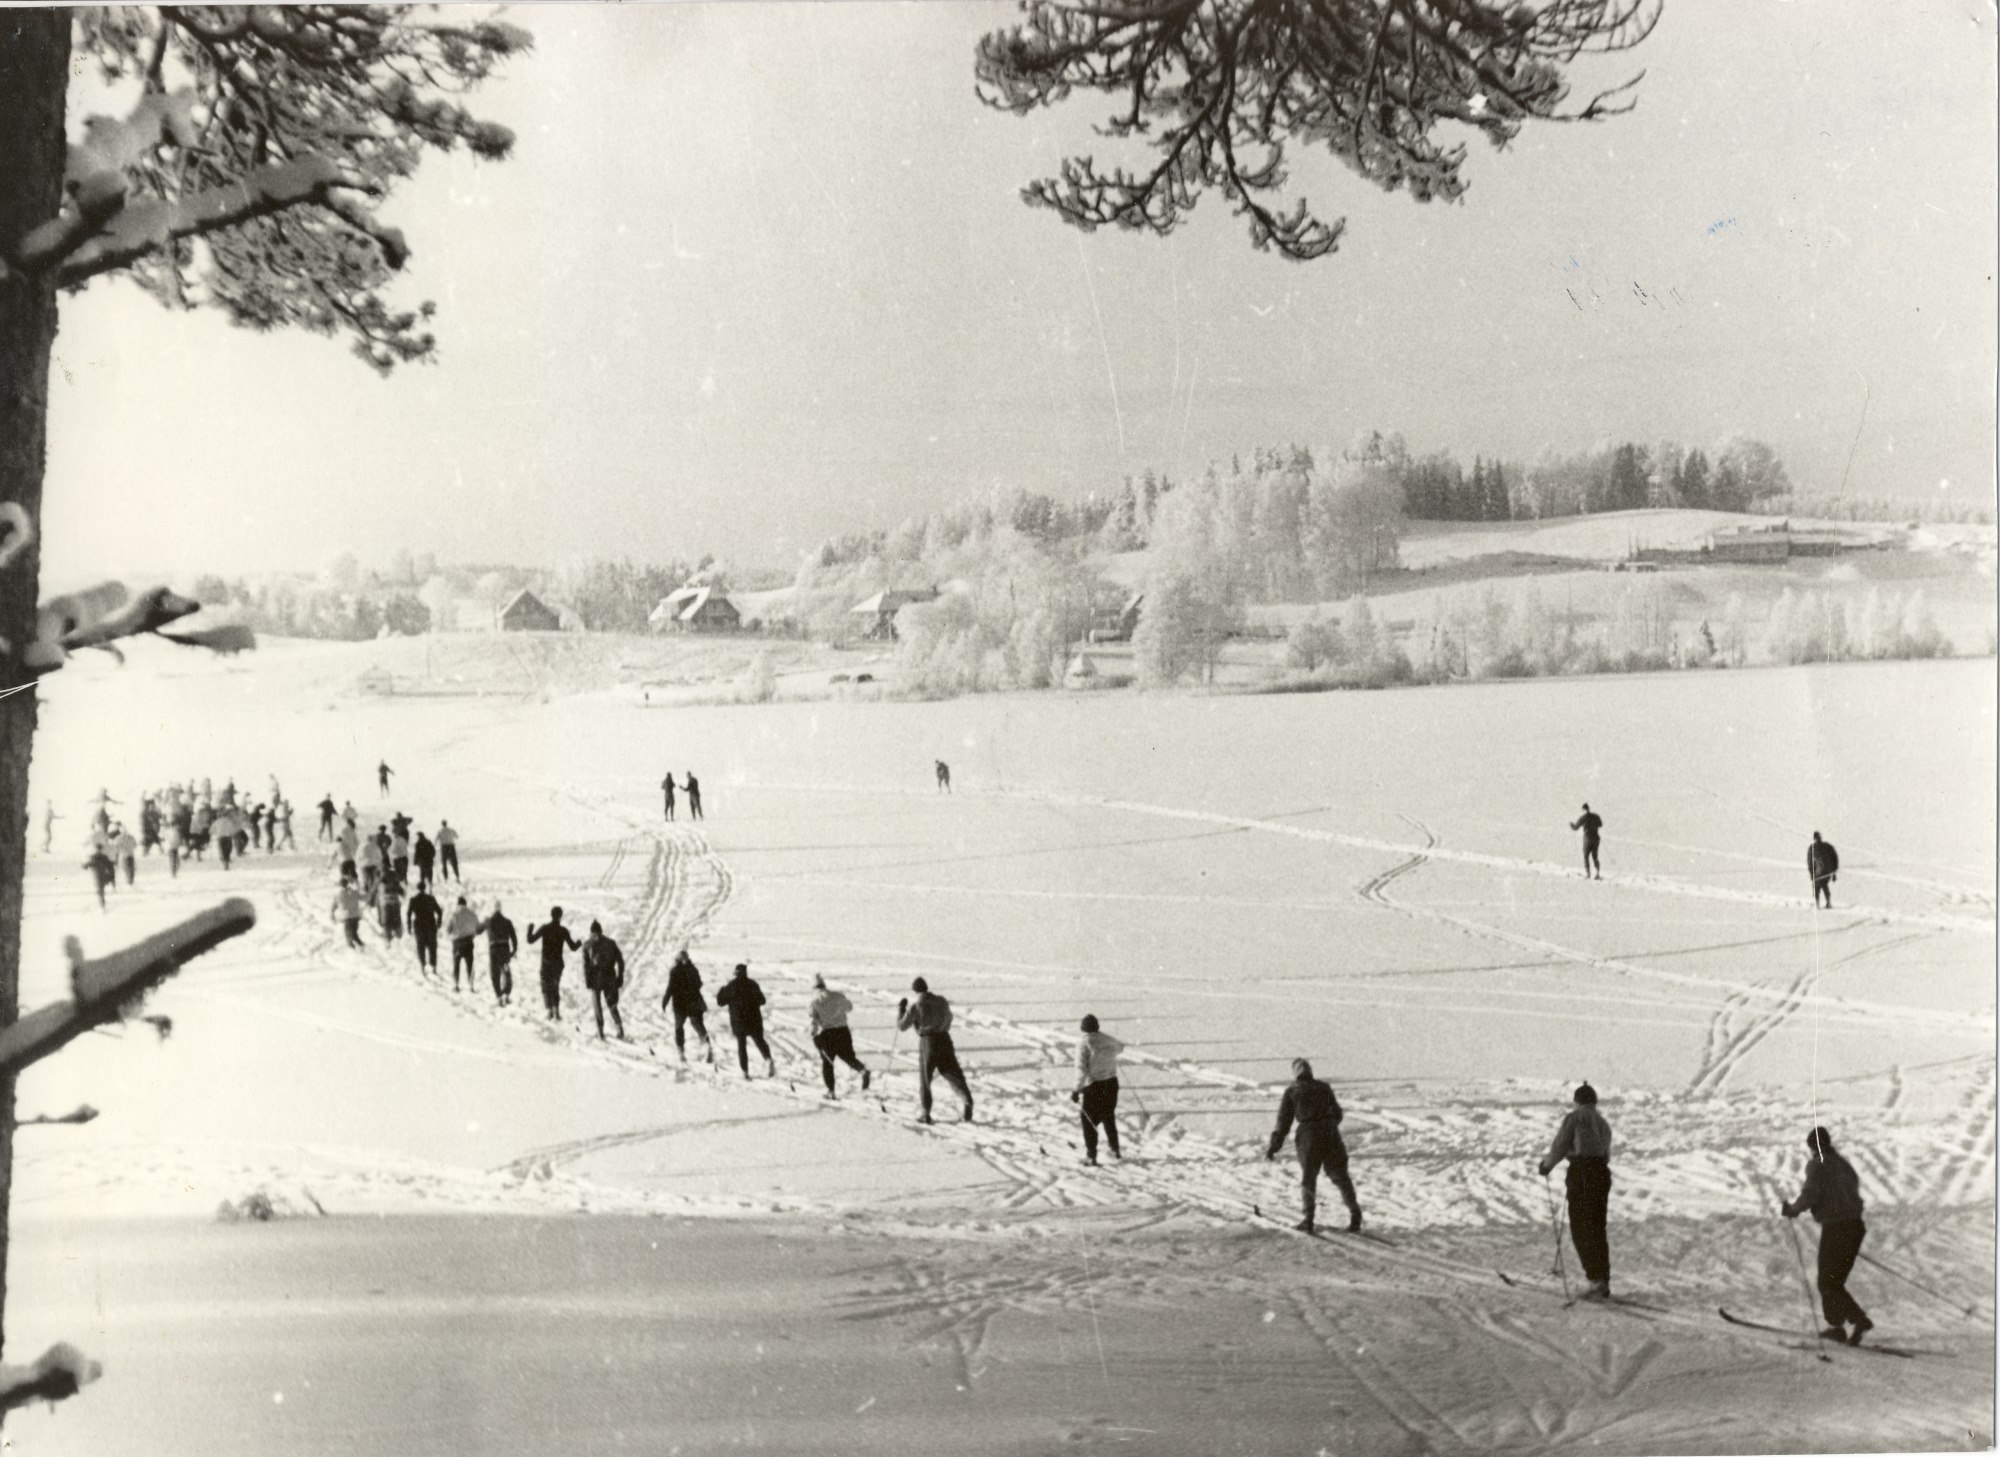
top-left (66, 776), bottom-right (298, 908)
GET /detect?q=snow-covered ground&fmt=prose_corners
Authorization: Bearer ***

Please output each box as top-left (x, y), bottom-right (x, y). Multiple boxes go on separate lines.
top-left (8, 642), bottom-right (1993, 1453)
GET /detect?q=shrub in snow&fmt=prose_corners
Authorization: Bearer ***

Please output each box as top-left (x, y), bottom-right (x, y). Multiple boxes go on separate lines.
top-left (736, 650), bottom-right (776, 704)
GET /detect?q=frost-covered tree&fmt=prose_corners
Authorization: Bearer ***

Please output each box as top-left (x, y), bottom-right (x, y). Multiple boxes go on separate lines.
top-left (0, 5), bottom-right (526, 1393)
top-left (976, 0), bottom-right (1658, 260)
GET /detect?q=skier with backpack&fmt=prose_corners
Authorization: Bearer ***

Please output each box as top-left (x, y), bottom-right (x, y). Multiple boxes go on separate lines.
top-left (1266, 1058), bottom-right (1362, 1233)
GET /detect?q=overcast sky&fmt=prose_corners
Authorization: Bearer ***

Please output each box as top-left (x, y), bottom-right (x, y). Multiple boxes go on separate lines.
top-left (39, 0), bottom-right (1998, 584)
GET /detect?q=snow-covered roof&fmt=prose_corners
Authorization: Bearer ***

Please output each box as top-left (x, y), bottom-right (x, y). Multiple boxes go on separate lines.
top-left (851, 588), bottom-right (937, 615)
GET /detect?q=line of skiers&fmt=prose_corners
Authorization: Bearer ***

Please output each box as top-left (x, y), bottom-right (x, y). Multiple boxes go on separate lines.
top-left (1568, 802), bottom-right (1842, 908)
top-left (73, 777), bottom-right (297, 907)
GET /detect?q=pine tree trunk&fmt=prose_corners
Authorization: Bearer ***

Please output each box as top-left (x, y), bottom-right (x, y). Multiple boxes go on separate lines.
top-left (0, 8), bottom-right (74, 1377)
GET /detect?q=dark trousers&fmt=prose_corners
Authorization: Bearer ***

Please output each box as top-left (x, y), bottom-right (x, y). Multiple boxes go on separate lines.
top-left (688, 794), bottom-right (703, 821)
top-left (814, 1026), bottom-right (867, 1093)
top-left (440, 845), bottom-right (459, 880)
top-left (341, 917), bottom-right (363, 949)
top-left (491, 949), bottom-right (513, 1003)
top-left (415, 931), bottom-right (439, 972)
top-left (916, 1032), bottom-right (972, 1119)
top-left (1817, 1219), bottom-right (1869, 1327)
top-left (663, 798), bottom-right (674, 822)
top-left (451, 937), bottom-right (475, 984)
top-left (1566, 1157), bottom-right (1613, 1284)
top-left (319, 814), bottom-right (334, 841)
top-left (167, 848), bottom-right (179, 878)
top-left (416, 860), bottom-right (434, 891)
top-left (1296, 1122), bottom-right (1358, 1225)
top-left (1813, 874), bottom-right (1834, 909)
top-left (219, 839), bottom-right (234, 869)
top-left (540, 968), bottom-right (562, 1018)
top-left (1080, 1077), bottom-right (1121, 1160)
top-left (733, 1025), bottom-right (772, 1075)
top-left (1583, 842), bottom-right (1600, 877)
top-left (672, 1007), bottom-right (709, 1053)
top-left (591, 985), bottom-right (624, 1038)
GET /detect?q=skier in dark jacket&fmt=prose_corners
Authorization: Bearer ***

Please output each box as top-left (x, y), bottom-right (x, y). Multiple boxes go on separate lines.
top-left (582, 921), bottom-right (627, 1040)
top-left (526, 908), bottom-right (581, 1021)
top-left (317, 794), bottom-right (337, 841)
top-left (897, 977), bottom-right (973, 1124)
top-left (407, 887), bottom-right (443, 977)
top-left (660, 949), bottom-right (713, 1063)
top-left (1781, 1126), bottom-right (1873, 1345)
top-left (1266, 1059), bottom-right (1362, 1233)
top-left (661, 774), bottom-right (676, 822)
top-left (412, 831), bottom-right (436, 891)
top-left (684, 772), bottom-right (704, 822)
top-left (1539, 1082), bottom-right (1614, 1299)
top-left (1807, 832), bottom-right (1839, 909)
top-left (715, 963), bottom-right (774, 1078)
top-left (1569, 803), bottom-right (1604, 879)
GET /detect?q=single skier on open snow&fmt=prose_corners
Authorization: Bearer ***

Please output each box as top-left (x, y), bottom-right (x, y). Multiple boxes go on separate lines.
top-left (808, 973), bottom-right (871, 1100)
top-left (897, 977), bottom-right (973, 1124)
top-left (1073, 1014), bottom-right (1123, 1165)
top-left (1569, 803), bottom-right (1603, 879)
top-left (1781, 1125), bottom-right (1873, 1345)
top-left (1807, 831), bottom-right (1840, 909)
top-left (1266, 1058), bottom-right (1362, 1233)
top-left (1539, 1082), bottom-right (1614, 1300)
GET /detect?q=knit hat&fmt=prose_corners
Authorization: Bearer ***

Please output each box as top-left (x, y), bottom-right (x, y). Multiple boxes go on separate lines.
top-left (1574, 1082), bottom-right (1598, 1105)
top-left (812, 973), bottom-right (826, 990)
top-left (1292, 1058), bottom-right (1313, 1079)
top-left (1807, 1125), bottom-right (1835, 1156)
top-left (911, 976), bottom-right (929, 993)
top-left (1080, 1014), bottom-right (1099, 1033)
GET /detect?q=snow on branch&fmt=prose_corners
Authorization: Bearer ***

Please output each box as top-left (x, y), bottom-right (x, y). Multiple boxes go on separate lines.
top-left (49, 156), bottom-right (378, 289)
top-left (9, 582), bottom-right (256, 677)
top-left (0, 899), bottom-right (256, 1079)
top-left (0, 1343), bottom-right (101, 1416)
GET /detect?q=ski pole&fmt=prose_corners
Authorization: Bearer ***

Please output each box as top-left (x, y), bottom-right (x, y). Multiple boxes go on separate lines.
top-left (1858, 1251), bottom-right (1983, 1317)
top-left (1543, 1174), bottom-right (1572, 1302)
top-left (1779, 1206), bottom-right (1828, 1353)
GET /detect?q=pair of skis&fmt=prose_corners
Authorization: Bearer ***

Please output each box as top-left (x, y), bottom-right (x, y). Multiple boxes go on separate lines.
top-left (1716, 1308), bottom-right (1916, 1360)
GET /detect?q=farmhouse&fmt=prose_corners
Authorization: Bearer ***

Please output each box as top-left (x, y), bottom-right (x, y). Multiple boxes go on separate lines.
top-left (497, 589), bottom-right (562, 632)
top-left (649, 585), bottom-right (741, 633)
top-left (850, 587), bottom-right (938, 641)
top-left (1090, 592), bottom-right (1144, 643)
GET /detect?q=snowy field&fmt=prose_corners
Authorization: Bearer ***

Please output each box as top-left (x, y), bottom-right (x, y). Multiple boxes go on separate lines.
top-left (8, 642), bottom-right (1994, 1454)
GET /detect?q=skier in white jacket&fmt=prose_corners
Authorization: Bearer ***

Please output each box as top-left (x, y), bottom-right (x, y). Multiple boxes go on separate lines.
top-left (808, 974), bottom-right (872, 1100)
top-left (1072, 1014), bottom-right (1124, 1165)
